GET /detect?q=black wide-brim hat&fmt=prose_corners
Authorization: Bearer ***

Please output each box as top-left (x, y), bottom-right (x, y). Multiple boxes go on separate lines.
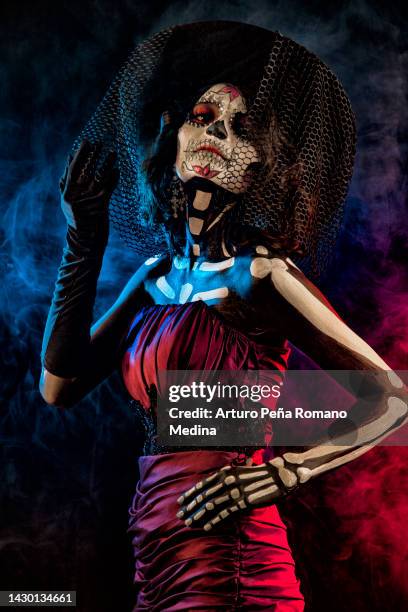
top-left (137, 21), bottom-right (277, 144)
top-left (76, 21), bottom-right (356, 271)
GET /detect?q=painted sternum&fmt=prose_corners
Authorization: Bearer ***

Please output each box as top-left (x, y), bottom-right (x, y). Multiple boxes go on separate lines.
top-left (147, 253), bottom-right (254, 306)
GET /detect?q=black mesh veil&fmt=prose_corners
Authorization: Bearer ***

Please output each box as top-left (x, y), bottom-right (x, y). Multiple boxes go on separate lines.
top-left (240, 31), bottom-right (357, 272)
top-left (74, 26), bottom-right (175, 252)
top-left (74, 21), bottom-right (356, 272)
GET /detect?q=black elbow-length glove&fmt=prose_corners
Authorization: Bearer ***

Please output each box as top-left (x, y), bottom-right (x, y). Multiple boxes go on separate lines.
top-left (41, 140), bottom-right (119, 378)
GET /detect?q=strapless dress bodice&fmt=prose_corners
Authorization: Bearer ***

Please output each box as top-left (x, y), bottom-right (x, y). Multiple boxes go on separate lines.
top-left (122, 300), bottom-right (290, 410)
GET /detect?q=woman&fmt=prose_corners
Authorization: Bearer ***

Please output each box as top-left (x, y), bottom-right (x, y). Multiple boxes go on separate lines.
top-left (40, 21), bottom-right (407, 611)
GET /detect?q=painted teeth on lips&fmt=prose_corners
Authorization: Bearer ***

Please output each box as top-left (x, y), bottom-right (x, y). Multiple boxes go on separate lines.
top-left (194, 144), bottom-right (227, 160)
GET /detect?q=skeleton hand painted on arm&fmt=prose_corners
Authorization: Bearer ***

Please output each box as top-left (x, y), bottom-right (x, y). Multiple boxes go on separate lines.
top-left (177, 456), bottom-right (300, 531)
top-left (177, 257), bottom-right (408, 530)
top-left (177, 383), bottom-right (407, 531)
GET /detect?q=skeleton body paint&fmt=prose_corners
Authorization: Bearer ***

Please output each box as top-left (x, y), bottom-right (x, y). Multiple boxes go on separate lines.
top-left (145, 245), bottom-right (407, 535)
top-left (174, 253), bottom-right (408, 530)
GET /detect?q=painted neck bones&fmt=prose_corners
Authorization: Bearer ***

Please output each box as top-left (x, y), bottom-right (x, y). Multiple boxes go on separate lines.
top-left (175, 83), bottom-right (260, 256)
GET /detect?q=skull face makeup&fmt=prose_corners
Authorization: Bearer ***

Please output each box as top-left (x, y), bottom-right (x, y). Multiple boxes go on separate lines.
top-left (175, 83), bottom-right (260, 194)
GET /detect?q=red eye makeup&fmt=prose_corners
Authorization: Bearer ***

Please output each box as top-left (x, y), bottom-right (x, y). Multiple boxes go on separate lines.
top-left (187, 103), bottom-right (218, 126)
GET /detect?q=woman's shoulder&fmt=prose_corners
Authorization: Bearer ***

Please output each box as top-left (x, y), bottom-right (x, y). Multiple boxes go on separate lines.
top-left (244, 243), bottom-right (301, 280)
top-left (142, 253), bottom-right (172, 277)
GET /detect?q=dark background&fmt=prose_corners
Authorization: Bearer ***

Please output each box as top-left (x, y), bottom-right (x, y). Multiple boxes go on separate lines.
top-left (0, 1), bottom-right (407, 610)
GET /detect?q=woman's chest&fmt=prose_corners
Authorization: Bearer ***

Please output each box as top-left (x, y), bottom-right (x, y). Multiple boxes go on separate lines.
top-left (144, 254), bottom-right (269, 308)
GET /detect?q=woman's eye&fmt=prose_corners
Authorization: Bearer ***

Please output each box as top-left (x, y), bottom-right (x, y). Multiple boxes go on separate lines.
top-left (188, 103), bottom-right (216, 125)
top-left (231, 112), bottom-right (250, 136)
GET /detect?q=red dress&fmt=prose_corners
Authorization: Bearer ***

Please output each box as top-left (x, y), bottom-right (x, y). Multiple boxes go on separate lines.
top-left (123, 301), bottom-right (305, 611)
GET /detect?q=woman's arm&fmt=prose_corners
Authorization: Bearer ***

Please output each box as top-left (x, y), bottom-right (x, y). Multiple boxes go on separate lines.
top-left (247, 255), bottom-right (406, 473)
top-left (39, 140), bottom-right (160, 408)
top-left (177, 256), bottom-right (407, 529)
top-left (40, 265), bottom-right (155, 408)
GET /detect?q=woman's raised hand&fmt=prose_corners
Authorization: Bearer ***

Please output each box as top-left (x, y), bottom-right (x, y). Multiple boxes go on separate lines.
top-left (40, 140), bottom-right (119, 385)
top-left (60, 140), bottom-right (119, 251)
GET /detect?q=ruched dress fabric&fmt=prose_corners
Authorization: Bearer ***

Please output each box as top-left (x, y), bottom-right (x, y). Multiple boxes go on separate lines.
top-left (123, 301), bottom-right (305, 611)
